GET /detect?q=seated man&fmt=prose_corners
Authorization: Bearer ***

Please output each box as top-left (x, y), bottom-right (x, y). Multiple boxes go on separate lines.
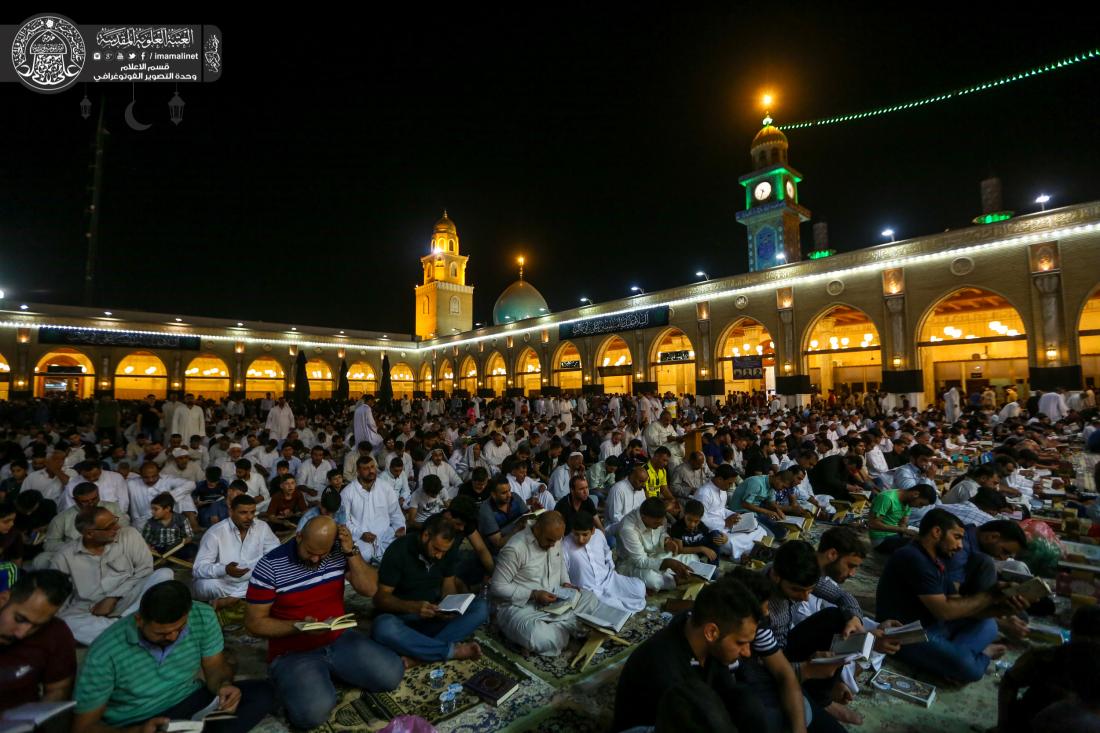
top-left (440, 496), bottom-right (495, 588)
top-left (371, 514), bottom-right (488, 663)
top-left (377, 457), bottom-right (413, 510)
top-left (73, 580), bottom-right (274, 733)
top-left (670, 450), bottom-right (712, 501)
top-left (868, 484), bottom-right (937, 553)
top-left (193, 494), bottom-right (279, 609)
top-left (729, 470), bottom-right (797, 540)
top-left (695, 464), bottom-right (768, 560)
top-left (605, 464), bottom-right (649, 531)
top-left (0, 568), bottom-right (77, 714)
top-left (51, 507), bottom-right (174, 645)
top-left (245, 517), bottom-right (403, 729)
top-left (476, 473), bottom-right (530, 554)
top-left (553, 475), bottom-right (603, 532)
top-left (489, 511), bottom-right (603, 656)
top-left (342, 455), bottom-right (406, 564)
top-left (405, 474), bottom-right (447, 528)
top-left (505, 457), bottom-right (555, 512)
top-left (127, 461), bottom-right (197, 532)
top-left (585, 454), bottom-right (620, 499)
top-left (877, 507), bottom-right (1026, 683)
top-left (33, 481), bottom-right (129, 569)
top-left (615, 497), bottom-right (696, 592)
top-left (612, 576), bottom-right (767, 732)
top-left (297, 486), bottom-right (348, 531)
top-left (563, 511), bottom-right (646, 612)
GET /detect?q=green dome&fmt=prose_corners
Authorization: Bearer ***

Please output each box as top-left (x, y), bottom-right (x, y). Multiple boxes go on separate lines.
top-left (493, 280), bottom-right (550, 325)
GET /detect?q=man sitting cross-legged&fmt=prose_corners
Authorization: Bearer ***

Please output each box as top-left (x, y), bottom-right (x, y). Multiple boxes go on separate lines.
top-left (370, 513), bottom-right (488, 663)
top-left (876, 507), bottom-right (1028, 683)
top-left (489, 511), bottom-right (603, 656)
top-left (73, 580), bottom-right (274, 733)
top-left (563, 510), bottom-right (646, 612)
top-left (245, 517), bottom-right (403, 730)
top-left (192, 493), bottom-right (279, 610)
top-left (615, 497), bottom-right (697, 592)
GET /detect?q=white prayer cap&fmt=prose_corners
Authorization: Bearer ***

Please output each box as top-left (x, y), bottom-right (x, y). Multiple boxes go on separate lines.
top-left (171, 448), bottom-right (189, 458)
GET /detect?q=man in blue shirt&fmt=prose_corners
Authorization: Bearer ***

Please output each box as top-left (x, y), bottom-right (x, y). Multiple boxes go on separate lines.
top-left (876, 508), bottom-right (1027, 683)
top-left (476, 474), bottom-right (529, 553)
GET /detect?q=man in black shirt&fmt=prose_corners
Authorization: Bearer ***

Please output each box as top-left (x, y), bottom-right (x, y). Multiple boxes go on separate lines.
top-left (553, 476), bottom-right (601, 532)
top-left (612, 577), bottom-right (766, 731)
top-left (456, 467), bottom-right (491, 504)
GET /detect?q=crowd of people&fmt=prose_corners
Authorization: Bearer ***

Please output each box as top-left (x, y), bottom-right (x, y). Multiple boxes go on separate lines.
top-left (0, 383), bottom-right (1098, 732)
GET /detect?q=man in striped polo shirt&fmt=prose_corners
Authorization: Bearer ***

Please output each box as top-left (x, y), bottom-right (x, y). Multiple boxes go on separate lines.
top-left (72, 580), bottom-right (274, 733)
top-left (245, 516), bottom-right (404, 730)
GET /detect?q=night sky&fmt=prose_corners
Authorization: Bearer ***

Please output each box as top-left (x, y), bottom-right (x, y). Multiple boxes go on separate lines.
top-left (2, 7), bottom-right (1098, 336)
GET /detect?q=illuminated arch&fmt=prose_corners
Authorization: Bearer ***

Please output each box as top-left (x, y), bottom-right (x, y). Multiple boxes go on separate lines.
top-left (305, 358), bottom-right (333, 398)
top-left (594, 336), bottom-right (633, 395)
top-left (1079, 287), bottom-right (1100, 389)
top-left (802, 304), bottom-right (882, 397)
top-left (552, 340), bottom-right (583, 391)
top-left (459, 355), bottom-right (478, 394)
top-left (183, 353), bottom-right (230, 400)
top-left (390, 361), bottom-right (415, 399)
top-left (0, 351), bottom-right (9, 401)
top-left (485, 351), bottom-right (507, 395)
top-left (516, 347), bottom-right (542, 395)
top-left (648, 327), bottom-right (696, 397)
top-left (34, 348), bottom-right (95, 398)
top-left (114, 351), bottom-right (168, 399)
top-left (715, 318), bottom-right (776, 393)
top-left (418, 361), bottom-right (434, 394)
top-left (347, 360), bottom-right (377, 398)
top-left (245, 356), bottom-right (285, 399)
top-left (438, 358), bottom-right (455, 394)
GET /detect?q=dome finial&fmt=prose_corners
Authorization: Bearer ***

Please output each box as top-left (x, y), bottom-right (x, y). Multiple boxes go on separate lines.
top-left (517, 255), bottom-right (525, 280)
top-left (761, 92), bottom-right (774, 126)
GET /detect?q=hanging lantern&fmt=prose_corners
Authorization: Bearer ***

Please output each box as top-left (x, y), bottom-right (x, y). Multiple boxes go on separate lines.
top-left (80, 95), bottom-right (91, 119)
top-left (168, 92), bottom-right (185, 125)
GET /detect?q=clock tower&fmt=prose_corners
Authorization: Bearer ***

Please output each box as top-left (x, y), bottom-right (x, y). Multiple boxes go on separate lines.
top-left (735, 114), bottom-right (811, 271)
top-left (414, 211), bottom-right (474, 339)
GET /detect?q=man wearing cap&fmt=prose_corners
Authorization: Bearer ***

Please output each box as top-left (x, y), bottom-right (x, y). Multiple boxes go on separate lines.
top-left (59, 461), bottom-right (130, 514)
top-left (549, 451), bottom-right (587, 502)
top-left (162, 447), bottom-right (204, 483)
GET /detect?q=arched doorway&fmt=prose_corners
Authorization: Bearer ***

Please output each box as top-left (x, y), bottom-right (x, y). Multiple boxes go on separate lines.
top-left (0, 352), bottom-right (11, 401)
top-left (651, 328), bottom-right (696, 396)
top-left (347, 362), bottom-right (377, 397)
top-left (459, 356), bottom-right (478, 394)
top-left (438, 359), bottom-right (455, 395)
top-left (391, 362), bottom-right (415, 399)
top-left (717, 319), bottom-right (776, 397)
top-left (305, 359), bottom-right (333, 399)
top-left (553, 341), bottom-right (583, 392)
top-left (1080, 289), bottom-right (1100, 390)
top-left (115, 352), bottom-right (169, 399)
top-left (184, 354), bottom-right (230, 400)
top-left (918, 287), bottom-right (1029, 407)
top-left (35, 349), bottom-right (95, 398)
top-left (418, 362), bottom-right (433, 395)
top-left (245, 357), bottom-right (286, 399)
top-left (516, 348), bottom-right (542, 396)
top-left (804, 305), bottom-right (882, 399)
top-left (596, 336), bottom-right (633, 395)
top-left (485, 352), bottom-right (507, 396)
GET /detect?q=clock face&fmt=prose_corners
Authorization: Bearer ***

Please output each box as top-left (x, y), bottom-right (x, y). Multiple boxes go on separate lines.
top-left (785, 180), bottom-right (795, 199)
top-left (753, 181), bottom-right (772, 201)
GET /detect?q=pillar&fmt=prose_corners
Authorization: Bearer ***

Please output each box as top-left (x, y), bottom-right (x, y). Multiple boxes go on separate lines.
top-left (13, 329), bottom-right (31, 399)
top-left (95, 353), bottom-right (114, 398)
top-left (774, 289), bottom-right (809, 402)
top-left (1031, 269), bottom-right (1082, 390)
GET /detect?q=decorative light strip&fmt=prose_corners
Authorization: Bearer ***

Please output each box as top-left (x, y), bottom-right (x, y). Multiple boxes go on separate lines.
top-left (780, 48), bottom-right (1100, 130)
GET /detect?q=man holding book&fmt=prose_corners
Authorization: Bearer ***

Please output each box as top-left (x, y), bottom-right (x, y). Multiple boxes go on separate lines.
top-left (562, 511), bottom-right (646, 613)
top-left (370, 513), bottom-right (488, 662)
top-left (73, 580), bottom-right (274, 733)
top-left (245, 516), bottom-right (403, 729)
top-left (615, 497), bottom-right (696, 591)
top-left (694, 464), bottom-right (768, 560)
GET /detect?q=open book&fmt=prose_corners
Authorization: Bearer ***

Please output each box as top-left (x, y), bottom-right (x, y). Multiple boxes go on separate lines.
top-left (727, 513), bottom-right (759, 534)
top-left (881, 620), bottom-right (927, 645)
top-left (520, 508), bottom-right (547, 522)
top-left (294, 613), bottom-right (358, 631)
top-left (687, 560), bottom-right (717, 581)
top-left (542, 586), bottom-right (578, 615)
top-left (163, 697), bottom-right (237, 732)
top-left (811, 631), bottom-right (875, 664)
top-left (438, 593), bottom-right (476, 615)
top-left (1005, 576), bottom-right (1053, 604)
top-left (779, 516), bottom-right (813, 533)
top-left (1, 701), bottom-right (76, 726)
top-left (576, 601), bottom-right (633, 635)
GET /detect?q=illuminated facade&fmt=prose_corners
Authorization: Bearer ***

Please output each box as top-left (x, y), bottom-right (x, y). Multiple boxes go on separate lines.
top-left (414, 212), bottom-right (474, 339)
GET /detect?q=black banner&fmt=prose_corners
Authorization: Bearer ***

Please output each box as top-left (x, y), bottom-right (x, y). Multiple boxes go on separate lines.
top-left (598, 365), bottom-right (634, 377)
top-left (559, 305), bottom-right (670, 339)
top-left (39, 327), bottom-right (201, 350)
top-left (559, 360), bottom-right (581, 370)
top-left (732, 356), bottom-right (763, 379)
top-left (659, 350), bottom-right (692, 363)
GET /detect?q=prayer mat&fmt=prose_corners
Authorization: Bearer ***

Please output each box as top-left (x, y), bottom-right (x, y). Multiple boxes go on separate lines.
top-left (349, 644), bottom-right (533, 730)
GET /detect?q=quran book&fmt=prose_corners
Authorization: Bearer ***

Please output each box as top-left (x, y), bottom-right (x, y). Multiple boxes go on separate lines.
top-left (826, 631), bottom-right (875, 660)
top-left (882, 620), bottom-right (928, 645)
top-left (688, 560), bottom-right (717, 581)
top-left (727, 513), bottom-right (759, 534)
top-left (463, 668), bottom-right (521, 706)
top-left (294, 613), bottom-right (358, 631)
top-left (162, 697), bottom-right (238, 731)
top-left (870, 668), bottom-right (936, 707)
top-left (1006, 576), bottom-right (1053, 604)
top-left (542, 587), bottom-right (578, 615)
top-left (576, 601), bottom-right (632, 634)
top-left (520, 508), bottom-right (547, 522)
top-left (438, 593), bottom-right (476, 615)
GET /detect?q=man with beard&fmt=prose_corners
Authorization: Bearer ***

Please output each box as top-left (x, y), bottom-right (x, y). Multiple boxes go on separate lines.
top-left (245, 517), bottom-right (403, 729)
top-left (876, 508), bottom-right (1028, 684)
top-left (192, 494), bottom-right (280, 609)
top-left (0, 569), bottom-right (76, 713)
top-left (74, 580), bottom-right (273, 733)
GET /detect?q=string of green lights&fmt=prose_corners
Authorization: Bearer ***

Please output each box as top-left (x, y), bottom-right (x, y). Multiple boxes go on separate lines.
top-left (778, 48), bottom-right (1100, 131)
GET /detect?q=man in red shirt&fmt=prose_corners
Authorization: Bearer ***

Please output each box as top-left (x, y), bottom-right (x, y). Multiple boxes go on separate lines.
top-left (245, 516), bottom-right (403, 729)
top-left (0, 567), bottom-right (78, 713)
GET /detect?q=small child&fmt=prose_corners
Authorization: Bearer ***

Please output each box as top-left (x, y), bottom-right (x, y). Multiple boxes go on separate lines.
top-left (0, 459), bottom-right (28, 503)
top-left (265, 476), bottom-right (307, 522)
top-left (406, 474), bottom-right (446, 528)
top-left (297, 487), bottom-right (346, 532)
top-left (142, 492), bottom-right (195, 559)
top-left (669, 499), bottom-right (722, 565)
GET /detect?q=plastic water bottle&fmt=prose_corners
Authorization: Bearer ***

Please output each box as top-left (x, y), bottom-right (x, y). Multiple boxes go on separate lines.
top-left (429, 668), bottom-right (445, 689)
top-left (439, 690), bottom-right (457, 714)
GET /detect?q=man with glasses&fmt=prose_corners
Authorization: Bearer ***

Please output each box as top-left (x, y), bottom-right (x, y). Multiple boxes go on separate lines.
top-left (50, 506), bottom-right (172, 645)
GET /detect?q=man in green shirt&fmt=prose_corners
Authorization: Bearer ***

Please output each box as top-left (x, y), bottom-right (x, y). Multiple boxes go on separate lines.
top-left (868, 485), bottom-right (937, 553)
top-left (73, 580), bottom-right (273, 733)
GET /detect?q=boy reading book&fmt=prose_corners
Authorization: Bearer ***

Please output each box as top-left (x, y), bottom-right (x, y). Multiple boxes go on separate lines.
top-left (142, 492), bottom-right (195, 560)
top-left (669, 499), bottom-right (722, 565)
top-left (264, 476), bottom-right (307, 524)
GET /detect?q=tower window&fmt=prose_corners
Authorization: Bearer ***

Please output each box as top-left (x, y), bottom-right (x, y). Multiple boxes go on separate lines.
top-left (449, 296), bottom-right (460, 315)
top-left (450, 263), bottom-right (458, 279)
top-left (421, 296), bottom-right (430, 314)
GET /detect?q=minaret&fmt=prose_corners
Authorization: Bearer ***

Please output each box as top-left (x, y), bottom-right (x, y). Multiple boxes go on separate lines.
top-left (414, 211), bottom-right (474, 338)
top-left (735, 100), bottom-right (811, 271)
